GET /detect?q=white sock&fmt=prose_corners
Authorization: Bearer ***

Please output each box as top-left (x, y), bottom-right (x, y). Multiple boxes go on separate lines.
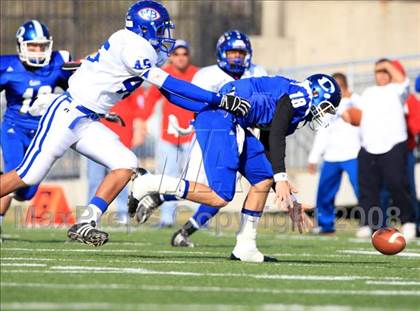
top-left (236, 210), bottom-right (261, 248)
top-left (78, 204), bottom-right (103, 224)
top-left (232, 210), bottom-right (263, 262)
top-left (0, 215), bottom-right (3, 225)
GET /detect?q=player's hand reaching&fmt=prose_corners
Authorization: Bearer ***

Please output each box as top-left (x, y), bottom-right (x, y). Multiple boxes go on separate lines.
top-left (219, 93), bottom-right (251, 117)
top-left (275, 181), bottom-right (308, 234)
top-left (275, 181), bottom-right (297, 210)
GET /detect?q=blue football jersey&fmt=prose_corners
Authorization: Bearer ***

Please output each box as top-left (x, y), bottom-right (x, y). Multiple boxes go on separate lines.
top-left (0, 51), bottom-right (72, 130)
top-left (220, 76), bottom-right (312, 135)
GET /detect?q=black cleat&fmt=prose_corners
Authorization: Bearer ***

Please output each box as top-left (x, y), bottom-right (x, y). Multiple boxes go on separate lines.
top-left (171, 228), bottom-right (194, 247)
top-left (135, 193), bottom-right (163, 224)
top-left (229, 253), bottom-right (278, 262)
top-left (67, 221), bottom-right (108, 247)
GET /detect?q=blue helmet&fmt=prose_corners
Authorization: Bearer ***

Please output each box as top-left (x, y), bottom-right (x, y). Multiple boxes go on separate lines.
top-left (16, 20), bottom-right (53, 67)
top-left (306, 74), bottom-right (342, 129)
top-left (216, 30), bottom-right (252, 76)
top-left (125, 0), bottom-right (175, 55)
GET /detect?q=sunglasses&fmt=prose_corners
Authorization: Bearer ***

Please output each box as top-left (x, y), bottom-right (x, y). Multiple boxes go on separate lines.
top-left (375, 69), bottom-right (388, 74)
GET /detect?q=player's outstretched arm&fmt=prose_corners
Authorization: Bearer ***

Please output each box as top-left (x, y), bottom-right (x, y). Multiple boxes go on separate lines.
top-left (143, 67), bottom-right (250, 116)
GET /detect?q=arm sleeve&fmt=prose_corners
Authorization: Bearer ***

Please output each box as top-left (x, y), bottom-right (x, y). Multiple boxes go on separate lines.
top-left (121, 44), bottom-right (221, 108)
top-left (269, 95), bottom-right (294, 175)
top-left (159, 88), bottom-right (211, 113)
top-left (160, 75), bottom-right (221, 105)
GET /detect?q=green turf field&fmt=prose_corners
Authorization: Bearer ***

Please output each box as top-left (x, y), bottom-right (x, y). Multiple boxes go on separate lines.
top-left (1, 220), bottom-right (420, 311)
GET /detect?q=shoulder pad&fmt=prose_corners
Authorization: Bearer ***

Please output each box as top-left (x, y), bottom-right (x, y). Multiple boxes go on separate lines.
top-left (0, 55), bottom-right (20, 72)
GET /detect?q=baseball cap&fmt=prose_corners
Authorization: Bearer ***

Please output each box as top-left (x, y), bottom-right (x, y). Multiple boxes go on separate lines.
top-left (172, 39), bottom-right (189, 52)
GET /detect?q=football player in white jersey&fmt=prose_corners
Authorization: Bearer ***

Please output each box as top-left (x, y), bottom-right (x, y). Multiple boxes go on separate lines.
top-left (0, 0), bottom-right (250, 247)
top-left (170, 30), bottom-right (268, 247)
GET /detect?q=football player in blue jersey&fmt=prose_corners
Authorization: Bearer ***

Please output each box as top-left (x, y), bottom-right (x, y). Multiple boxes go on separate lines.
top-left (0, 20), bottom-right (72, 232)
top-left (129, 73), bottom-right (341, 262)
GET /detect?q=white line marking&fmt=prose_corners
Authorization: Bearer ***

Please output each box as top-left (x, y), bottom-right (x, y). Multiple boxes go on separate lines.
top-left (2, 265), bottom-right (412, 282)
top-left (1, 282), bottom-right (420, 297)
top-left (0, 257), bottom-right (54, 261)
top-left (1, 263), bottom-right (47, 267)
top-left (366, 280), bottom-right (420, 286)
top-left (339, 250), bottom-right (420, 257)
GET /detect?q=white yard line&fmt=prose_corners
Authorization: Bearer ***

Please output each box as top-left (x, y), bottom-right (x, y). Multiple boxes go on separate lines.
top-left (0, 257), bottom-right (54, 261)
top-left (0, 263), bottom-right (47, 267)
top-left (1, 282), bottom-right (420, 297)
top-left (366, 281), bottom-right (420, 286)
top-left (1, 265), bottom-right (413, 283)
top-left (338, 250), bottom-right (420, 258)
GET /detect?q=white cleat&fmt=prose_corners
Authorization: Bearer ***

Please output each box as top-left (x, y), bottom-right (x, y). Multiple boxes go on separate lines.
top-left (401, 222), bottom-right (416, 242)
top-left (356, 225), bottom-right (372, 238)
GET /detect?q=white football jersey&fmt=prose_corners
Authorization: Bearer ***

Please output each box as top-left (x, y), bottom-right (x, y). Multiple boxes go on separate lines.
top-left (68, 29), bottom-right (167, 114)
top-left (192, 64), bottom-right (267, 92)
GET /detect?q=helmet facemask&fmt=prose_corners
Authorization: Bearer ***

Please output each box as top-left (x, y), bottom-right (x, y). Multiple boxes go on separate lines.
top-left (138, 20), bottom-right (175, 55)
top-left (155, 21), bottom-right (175, 55)
top-left (17, 38), bottom-right (53, 67)
top-left (309, 100), bottom-right (337, 130)
top-left (224, 49), bottom-right (250, 75)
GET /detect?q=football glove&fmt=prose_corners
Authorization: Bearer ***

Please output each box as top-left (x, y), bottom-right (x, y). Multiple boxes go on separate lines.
top-left (219, 92), bottom-right (251, 117)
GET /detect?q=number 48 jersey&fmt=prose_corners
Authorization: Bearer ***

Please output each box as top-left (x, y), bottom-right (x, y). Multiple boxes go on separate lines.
top-left (0, 51), bottom-right (71, 130)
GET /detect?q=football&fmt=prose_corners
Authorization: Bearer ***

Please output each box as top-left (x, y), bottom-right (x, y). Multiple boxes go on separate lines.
top-left (371, 227), bottom-right (406, 255)
top-left (344, 107), bottom-right (362, 126)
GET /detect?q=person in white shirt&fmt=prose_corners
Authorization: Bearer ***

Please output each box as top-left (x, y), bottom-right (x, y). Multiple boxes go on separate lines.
top-left (169, 30), bottom-right (267, 248)
top-left (353, 59), bottom-right (416, 240)
top-left (308, 73), bottom-right (360, 234)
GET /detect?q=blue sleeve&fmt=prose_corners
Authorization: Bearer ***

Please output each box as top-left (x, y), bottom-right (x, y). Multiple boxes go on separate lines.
top-left (416, 74), bottom-right (420, 93)
top-left (160, 89), bottom-right (210, 113)
top-left (161, 76), bottom-right (221, 106)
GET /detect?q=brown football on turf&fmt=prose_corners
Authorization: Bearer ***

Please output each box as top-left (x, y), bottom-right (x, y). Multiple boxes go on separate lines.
top-left (345, 107), bottom-right (362, 126)
top-left (371, 228), bottom-right (406, 255)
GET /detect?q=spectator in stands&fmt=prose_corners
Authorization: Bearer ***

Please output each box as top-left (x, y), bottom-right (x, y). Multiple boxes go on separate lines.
top-left (140, 40), bottom-right (198, 227)
top-left (308, 73), bottom-right (360, 234)
top-left (355, 59), bottom-right (416, 240)
top-left (379, 61), bottom-right (419, 234)
top-left (86, 88), bottom-right (146, 224)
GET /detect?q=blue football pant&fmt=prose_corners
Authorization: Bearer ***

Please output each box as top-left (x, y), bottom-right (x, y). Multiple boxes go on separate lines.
top-left (1, 120), bottom-right (39, 200)
top-left (316, 158), bottom-right (359, 232)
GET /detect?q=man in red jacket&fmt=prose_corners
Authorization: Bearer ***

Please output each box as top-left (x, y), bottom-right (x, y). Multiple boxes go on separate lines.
top-left (140, 40), bottom-right (198, 227)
